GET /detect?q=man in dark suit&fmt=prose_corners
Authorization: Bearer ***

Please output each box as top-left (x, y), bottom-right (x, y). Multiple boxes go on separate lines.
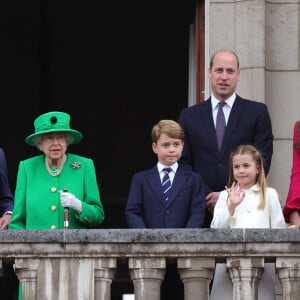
top-left (0, 147), bottom-right (16, 300)
top-left (0, 147), bottom-right (14, 229)
top-left (125, 120), bottom-right (206, 300)
top-left (178, 48), bottom-right (273, 227)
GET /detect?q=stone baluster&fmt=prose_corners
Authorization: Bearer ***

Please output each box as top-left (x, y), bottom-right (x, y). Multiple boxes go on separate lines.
top-left (15, 258), bottom-right (40, 300)
top-left (178, 257), bottom-right (215, 300)
top-left (227, 257), bottom-right (264, 300)
top-left (276, 257), bottom-right (300, 300)
top-left (128, 257), bottom-right (165, 300)
top-left (94, 258), bottom-right (117, 300)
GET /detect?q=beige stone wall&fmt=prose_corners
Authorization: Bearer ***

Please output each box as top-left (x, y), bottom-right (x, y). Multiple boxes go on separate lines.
top-left (208, 0), bottom-right (300, 205)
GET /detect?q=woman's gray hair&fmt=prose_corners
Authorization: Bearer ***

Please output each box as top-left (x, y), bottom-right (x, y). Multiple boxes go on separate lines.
top-left (33, 132), bottom-right (74, 151)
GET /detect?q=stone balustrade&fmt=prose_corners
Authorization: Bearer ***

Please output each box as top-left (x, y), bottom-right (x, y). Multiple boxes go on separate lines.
top-left (2, 228), bottom-right (300, 300)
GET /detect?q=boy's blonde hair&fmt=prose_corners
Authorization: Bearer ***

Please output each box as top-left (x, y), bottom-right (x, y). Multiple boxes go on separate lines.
top-left (228, 144), bottom-right (267, 209)
top-left (151, 120), bottom-right (184, 143)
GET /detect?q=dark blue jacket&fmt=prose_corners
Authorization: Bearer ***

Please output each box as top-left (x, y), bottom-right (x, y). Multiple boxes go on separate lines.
top-left (0, 148), bottom-right (14, 216)
top-left (125, 162), bottom-right (206, 228)
top-left (178, 95), bottom-right (273, 194)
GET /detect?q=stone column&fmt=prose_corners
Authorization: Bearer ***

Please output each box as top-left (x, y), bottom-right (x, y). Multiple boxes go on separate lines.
top-left (227, 257), bottom-right (264, 300)
top-left (15, 258), bottom-right (40, 300)
top-left (128, 257), bottom-right (165, 300)
top-left (177, 257), bottom-right (215, 300)
top-left (94, 258), bottom-right (117, 300)
top-left (276, 257), bottom-right (300, 300)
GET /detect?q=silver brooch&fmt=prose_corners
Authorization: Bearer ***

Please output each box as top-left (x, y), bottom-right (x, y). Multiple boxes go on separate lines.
top-left (71, 161), bottom-right (82, 169)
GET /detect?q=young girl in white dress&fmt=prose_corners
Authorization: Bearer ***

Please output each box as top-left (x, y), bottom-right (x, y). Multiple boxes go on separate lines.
top-left (210, 144), bottom-right (286, 300)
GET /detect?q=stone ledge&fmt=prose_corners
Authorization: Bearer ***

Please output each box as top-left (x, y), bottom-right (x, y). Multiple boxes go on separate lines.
top-left (3, 228), bottom-right (297, 243)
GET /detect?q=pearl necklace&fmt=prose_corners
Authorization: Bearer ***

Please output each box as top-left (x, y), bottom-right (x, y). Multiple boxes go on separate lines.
top-left (45, 155), bottom-right (67, 177)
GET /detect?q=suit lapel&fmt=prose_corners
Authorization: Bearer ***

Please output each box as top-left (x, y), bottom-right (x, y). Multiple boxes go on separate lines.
top-left (146, 165), bottom-right (191, 207)
top-left (165, 164), bottom-right (190, 207)
top-left (220, 96), bottom-right (244, 155)
top-left (201, 99), bottom-right (220, 153)
top-left (146, 166), bottom-right (167, 205)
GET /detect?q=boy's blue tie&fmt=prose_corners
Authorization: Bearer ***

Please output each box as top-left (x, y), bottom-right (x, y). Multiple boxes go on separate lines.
top-left (162, 167), bottom-right (172, 201)
top-left (216, 101), bottom-right (226, 150)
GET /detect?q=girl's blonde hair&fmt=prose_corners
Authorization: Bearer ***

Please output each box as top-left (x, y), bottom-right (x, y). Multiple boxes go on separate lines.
top-left (228, 144), bottom-right (267, 209)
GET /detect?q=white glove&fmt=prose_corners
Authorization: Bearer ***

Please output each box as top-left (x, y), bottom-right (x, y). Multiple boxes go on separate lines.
top-left (60, 191), bottom-right (82, 214)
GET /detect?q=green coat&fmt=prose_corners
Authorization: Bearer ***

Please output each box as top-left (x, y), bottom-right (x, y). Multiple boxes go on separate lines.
top-left (9, 153), bottom-right (105, 229)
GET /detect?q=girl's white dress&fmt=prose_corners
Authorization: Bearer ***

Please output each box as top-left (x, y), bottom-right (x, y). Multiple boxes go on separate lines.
top-left (210, 184), bottom-right (287, 300)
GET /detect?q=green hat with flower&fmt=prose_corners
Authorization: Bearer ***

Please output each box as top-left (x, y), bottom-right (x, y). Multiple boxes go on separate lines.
top-left (25, 111), bottom-right (83, 146)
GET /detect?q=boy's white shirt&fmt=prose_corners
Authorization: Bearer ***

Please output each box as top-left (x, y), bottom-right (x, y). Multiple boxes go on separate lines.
top-left (157, 162), bottom-right (178, 184)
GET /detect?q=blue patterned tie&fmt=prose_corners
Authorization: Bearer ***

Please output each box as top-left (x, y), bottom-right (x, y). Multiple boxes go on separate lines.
top-left (162, 168), bottom-right (172, 201)
top-left (216, 101), bottom-right (226, 150)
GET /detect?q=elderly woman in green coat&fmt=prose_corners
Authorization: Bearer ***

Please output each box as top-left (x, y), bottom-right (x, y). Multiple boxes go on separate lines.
top-left (9, 111), bottom-right (105, 230)
top-left (9, 111), bottom-right (105, 299)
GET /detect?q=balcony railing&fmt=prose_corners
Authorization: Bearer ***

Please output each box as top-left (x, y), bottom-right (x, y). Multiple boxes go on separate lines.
top-left (1, 228), bottom-right (300, 300)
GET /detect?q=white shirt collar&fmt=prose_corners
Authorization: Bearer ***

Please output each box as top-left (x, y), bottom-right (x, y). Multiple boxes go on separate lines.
top-left (157, 162), bottom-right (178, 173)
top-left (211, 93), bottom-right (236, 109)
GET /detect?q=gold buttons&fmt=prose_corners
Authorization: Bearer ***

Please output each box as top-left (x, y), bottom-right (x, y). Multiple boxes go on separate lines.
top-left (84, 217), bottom-right (91, 223)
top-left (51, 187), bottom-right (57, 193)
top-left (51, 205), bottom-right (57, 211)
top-left (51, 225), bottom-right (56, 230)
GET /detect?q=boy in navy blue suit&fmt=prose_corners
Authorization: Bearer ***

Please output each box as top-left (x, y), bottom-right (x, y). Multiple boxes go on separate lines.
top-left (125, 119), bottom-right (206, 300)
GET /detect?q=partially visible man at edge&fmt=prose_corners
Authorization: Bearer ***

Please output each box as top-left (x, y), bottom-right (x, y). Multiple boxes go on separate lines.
top-left (0, 147), bottom-right (16, 299)
top-left (0, 147), bottom-right (14, 229)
